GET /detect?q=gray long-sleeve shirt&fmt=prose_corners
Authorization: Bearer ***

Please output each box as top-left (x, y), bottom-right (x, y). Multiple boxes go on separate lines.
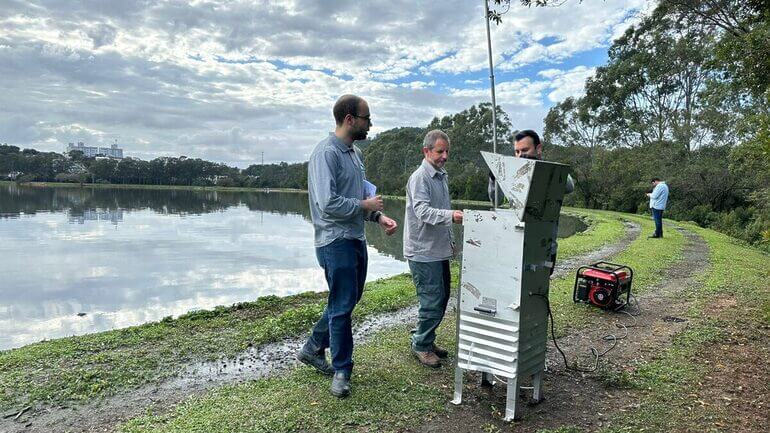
top-left (403, 159), bottom-right (454, 262)
top-left (308, 133), bottom-right (379, 247)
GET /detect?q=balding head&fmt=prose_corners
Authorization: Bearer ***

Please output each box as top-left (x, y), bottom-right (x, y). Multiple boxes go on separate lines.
top-left (333, 94), bottom-right (366, 126)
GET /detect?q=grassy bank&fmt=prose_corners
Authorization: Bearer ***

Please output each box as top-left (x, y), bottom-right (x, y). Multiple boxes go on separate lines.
top-left (118, 212), bottom-right (690, 433)
top-left (0, 276), bottom-right (414, 411)
top-left (0, 208), bottom-right (626, 412)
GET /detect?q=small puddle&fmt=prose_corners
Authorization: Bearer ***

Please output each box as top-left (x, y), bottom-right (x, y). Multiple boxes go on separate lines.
top-left (179, 304), bottom-right (421, 384)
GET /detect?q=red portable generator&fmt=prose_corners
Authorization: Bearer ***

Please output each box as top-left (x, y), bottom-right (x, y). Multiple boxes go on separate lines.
top-left (573, 261), bottom-right (634, 310)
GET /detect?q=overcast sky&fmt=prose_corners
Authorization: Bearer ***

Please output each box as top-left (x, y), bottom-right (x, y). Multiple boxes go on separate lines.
top-left (0, 0), bottom-right (650, 167)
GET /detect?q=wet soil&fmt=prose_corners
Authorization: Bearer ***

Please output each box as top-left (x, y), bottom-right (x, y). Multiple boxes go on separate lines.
top-left (409, 226), bottom-right (714, 432)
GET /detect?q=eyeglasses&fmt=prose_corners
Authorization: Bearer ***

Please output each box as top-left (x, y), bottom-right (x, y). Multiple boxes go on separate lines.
top-left (352, 114), bottom-right (372, 124)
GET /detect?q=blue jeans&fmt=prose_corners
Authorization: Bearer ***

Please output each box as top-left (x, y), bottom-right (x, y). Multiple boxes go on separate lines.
top-left (306, 238), bottom-right (368, 376)
top-left (652, 208), bottom-right (664, 237)
top-left (408, 260), bottom-right (451, 352)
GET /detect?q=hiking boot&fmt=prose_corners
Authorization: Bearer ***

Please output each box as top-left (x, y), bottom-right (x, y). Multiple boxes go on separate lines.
top-left (432, 344), bottom-right (449, 359)
top-left (296, 348), bottom-right (334, 376)
top-left (413, 349), bottom-right (441, 368)
top-left (330, 371), bottom-right (351, 398)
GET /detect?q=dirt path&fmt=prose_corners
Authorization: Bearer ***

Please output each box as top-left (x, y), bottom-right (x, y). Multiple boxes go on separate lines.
top-left (411, 226), bottom-right (710, 432)
top-left (0, 221), bottom-right (643, 433)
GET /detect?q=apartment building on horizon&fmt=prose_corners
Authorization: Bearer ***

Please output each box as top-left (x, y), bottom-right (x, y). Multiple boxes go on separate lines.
top-left (66, 141), bottom-right (123, 158)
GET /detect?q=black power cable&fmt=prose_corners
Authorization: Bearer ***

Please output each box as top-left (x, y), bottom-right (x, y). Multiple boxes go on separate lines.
top-left (531, 292), bottom-right (638, 373)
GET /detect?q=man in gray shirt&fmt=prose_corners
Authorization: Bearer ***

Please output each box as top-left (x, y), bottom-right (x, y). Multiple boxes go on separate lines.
top-left (297, 94), bottom-right (398, 398)
top-left (403, 129), bottom-right (463, 368)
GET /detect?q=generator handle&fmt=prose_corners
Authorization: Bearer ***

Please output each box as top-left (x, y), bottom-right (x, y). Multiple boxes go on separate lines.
top-left (586, 261), bottom-right (634, 282)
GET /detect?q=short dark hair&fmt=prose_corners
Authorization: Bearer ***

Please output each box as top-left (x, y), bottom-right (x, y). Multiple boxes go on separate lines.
top-left (333, 94), bottom-right (365, 126)
top-left (651, 177), bottom-right (661, 183)
top-left (515, 129), bottom-right (541, 146)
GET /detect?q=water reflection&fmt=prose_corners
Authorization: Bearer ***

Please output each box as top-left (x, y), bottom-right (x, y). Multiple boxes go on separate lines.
top-left (0, 184), bottom-right (584, 350)
top-left (0, 185), bottom-right (413, 350)
top-left (69, 208), bottom-right (125, 225)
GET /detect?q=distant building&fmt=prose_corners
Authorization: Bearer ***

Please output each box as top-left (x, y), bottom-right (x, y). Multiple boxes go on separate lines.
top-left (67, 141), bottom-right (123, 158)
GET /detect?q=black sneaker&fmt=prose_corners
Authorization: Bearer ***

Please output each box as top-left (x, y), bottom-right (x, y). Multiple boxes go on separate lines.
top-left (296, 348), bottom-right (334, 376)
top-left (330, 371), bottom-right (351, 398)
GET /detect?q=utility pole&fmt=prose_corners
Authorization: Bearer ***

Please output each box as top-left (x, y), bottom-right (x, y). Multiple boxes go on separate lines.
top-left (261, 151), bottom-right (264, 166)
top-left (484, 0), bottom-right (499, 209)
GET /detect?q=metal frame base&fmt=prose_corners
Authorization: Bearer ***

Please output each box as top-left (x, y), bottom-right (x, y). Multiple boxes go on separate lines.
top-left (451, 368), bottom-right (544, 422)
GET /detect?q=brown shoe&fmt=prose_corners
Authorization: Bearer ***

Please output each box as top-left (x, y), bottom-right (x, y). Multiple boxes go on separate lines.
top-left (413, 349), bottom-right (441, 368)
top-left (432, 344), bottom-right (449, 359)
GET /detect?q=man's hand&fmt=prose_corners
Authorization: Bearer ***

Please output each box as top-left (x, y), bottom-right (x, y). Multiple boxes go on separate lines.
top-left (645, 193), bottom-right (651, 197)
top-left (379, 214), bottom-right (398, 236)
top-left (362, 195), bottom-right (384, 212)
top-left (452, 210), bottom-right (463, 224)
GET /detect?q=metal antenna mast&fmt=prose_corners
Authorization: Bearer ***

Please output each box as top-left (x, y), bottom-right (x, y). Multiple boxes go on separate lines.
top-left (485, 0), bottom-right (498, 208)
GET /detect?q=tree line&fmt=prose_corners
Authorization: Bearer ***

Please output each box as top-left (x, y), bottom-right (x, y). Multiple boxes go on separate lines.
top-left (542, 0), bottom-right (768, 250)
top-left (0, 145), bottom-right (308, 190)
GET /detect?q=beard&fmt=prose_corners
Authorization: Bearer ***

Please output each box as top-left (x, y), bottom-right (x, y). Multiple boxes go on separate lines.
top-left (351, 125), bottom-right (368, 141)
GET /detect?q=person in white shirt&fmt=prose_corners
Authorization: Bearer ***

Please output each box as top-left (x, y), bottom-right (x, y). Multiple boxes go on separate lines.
top-left (646, 177), bottom-right (669, 238)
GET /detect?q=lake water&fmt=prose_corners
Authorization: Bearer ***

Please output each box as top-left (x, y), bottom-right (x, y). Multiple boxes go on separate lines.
top-left (0, 184), bottom-right (584, 350)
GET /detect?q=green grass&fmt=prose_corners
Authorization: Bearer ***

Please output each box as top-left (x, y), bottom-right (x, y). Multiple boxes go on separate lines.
top-left (557, 207), bottom-right (628, 259)
top-left (121, 324), bottom-right (453, 433)
top-left (599, 223), bottom-right (770, 433)
top-left (117, 211), bottom-right (694, 433)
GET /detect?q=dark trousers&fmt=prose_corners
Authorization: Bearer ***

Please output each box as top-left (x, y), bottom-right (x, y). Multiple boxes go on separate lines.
top-left (652, 208), bottom-right (664, 237)
top-left (306, 238), bottom-right (367, 375)
top-left (408, 260), bottom-right (451, 352)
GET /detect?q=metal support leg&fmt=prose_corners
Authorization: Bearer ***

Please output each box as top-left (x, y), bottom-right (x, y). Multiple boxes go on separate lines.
top-left (481, 371), bottom-right (495, 387)
top-left (504, 376), bottom-right (518, 421)
top-left (451, 366), bottom-right (463, 405)
top-left (532, 371), bottom-right (543, 402)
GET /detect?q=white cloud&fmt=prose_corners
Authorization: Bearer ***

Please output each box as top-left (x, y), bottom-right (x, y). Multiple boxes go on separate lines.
top-left (539, 65), bottom-right (597, 102)
top-left (400, 80), bottom-right (436, 90)
top-left (0, 0), bottom-right (647, 165)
